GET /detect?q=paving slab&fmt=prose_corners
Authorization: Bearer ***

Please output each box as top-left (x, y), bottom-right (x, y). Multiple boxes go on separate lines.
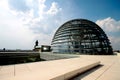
top-left (0, 57), bottom-right (100, 80)
top-left (2, 55), bottom-right (119, 80)
top-left (0, 65), bottom-right (14, 79)
top-left (72, 55), bottom-right (120, 80)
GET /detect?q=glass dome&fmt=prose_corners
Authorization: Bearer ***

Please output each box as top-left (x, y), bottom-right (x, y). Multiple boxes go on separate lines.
top-left (51, 19), bottom-right (113, 55)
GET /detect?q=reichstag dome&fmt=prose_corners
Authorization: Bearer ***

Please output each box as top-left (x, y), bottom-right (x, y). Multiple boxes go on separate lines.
top-left (51, 19), bottom-right (113, 55)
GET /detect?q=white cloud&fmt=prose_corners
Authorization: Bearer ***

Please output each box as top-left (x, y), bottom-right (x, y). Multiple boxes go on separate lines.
top-left (96, 17), bottom-right (120, 32)
top-left (0, 0), bottom-right (9, 10)
top-left (96, 17), bottom-right (120, 50)
top-left (109, 36), bottom-right (120, 50)
top-left (20, 0), bottom-right (62, 34)
top-left (0, 0), bottom-right (62, 49)
top-left (0, 0), bottom-right (36, 49)
top-left (47, 2), bottom-right (62, 15)
top-left (8, 0), bottom-right (62, 34)
top-left (34, 33), bottom-right (53, 45)
top-left (8, 0), bottom-right (30, 12)
top-left (38, 0), bottom-right (46, 19)
top-left (0, 14), bottom-right (35, 49)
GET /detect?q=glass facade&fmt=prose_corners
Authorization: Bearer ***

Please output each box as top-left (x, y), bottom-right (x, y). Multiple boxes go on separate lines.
top-left (51, 19), bottom-right (113, 55)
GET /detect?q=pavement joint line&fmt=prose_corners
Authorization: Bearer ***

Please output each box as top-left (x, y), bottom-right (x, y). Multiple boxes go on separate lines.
top-left (14, 65), bottom-right (16, 76)
top-left (26, 64), bottom-right (31, 72)
top-left (95, 60), bottom-right (116, 80)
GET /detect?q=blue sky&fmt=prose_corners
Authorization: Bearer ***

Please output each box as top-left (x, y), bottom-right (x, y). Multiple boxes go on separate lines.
top-left (45, 0), bottom-right (120, 21)
top-left (0, 0), bottom-right (120, 50)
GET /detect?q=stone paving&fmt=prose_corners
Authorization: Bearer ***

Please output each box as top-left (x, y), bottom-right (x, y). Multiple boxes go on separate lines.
top-left (72, 55), bottom-right (120, 80)
top-left (0, 53), bottom-right (120, 80)
top-left (0, 56), bottom-right (100, 80)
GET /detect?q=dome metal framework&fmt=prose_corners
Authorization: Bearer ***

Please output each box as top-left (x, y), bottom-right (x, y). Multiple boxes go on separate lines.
top-left (51, 19), bottom-right (113, 55)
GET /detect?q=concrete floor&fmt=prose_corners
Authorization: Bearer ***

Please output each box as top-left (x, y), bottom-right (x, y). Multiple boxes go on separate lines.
top-left (0, 54), bottom-right (120, 80)
top-left (72, 55), bottom-right (120, 80)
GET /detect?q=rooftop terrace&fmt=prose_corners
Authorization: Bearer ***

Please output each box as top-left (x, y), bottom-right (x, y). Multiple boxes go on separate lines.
top-left (0, 53), bottom-right (120, 80)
